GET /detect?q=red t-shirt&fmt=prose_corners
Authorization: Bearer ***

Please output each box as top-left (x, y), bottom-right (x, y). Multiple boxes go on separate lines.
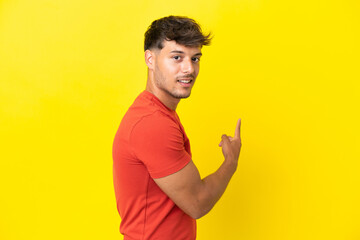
top-left (113, 90), bottom-right (196, 240)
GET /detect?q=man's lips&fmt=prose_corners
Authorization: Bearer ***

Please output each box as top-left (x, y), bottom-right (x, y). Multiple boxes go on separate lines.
top-left (177, 78), bottom-right (193, 83)
top-left (177, 78), bottom-right (193, 87)
top-left (177, 74), bottom-right (195, 86)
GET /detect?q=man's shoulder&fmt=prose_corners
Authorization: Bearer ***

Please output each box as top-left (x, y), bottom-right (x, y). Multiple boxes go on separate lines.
top-left (124, 107), bottom-right (176, 133)
top-left (126, 97), bottom-right (173, 124)
top-left (119, 94), bottom-right (177, 137)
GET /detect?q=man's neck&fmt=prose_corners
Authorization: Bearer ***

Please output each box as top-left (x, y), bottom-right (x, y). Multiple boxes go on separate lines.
top-left (145, 86), bottom-right (180, 111)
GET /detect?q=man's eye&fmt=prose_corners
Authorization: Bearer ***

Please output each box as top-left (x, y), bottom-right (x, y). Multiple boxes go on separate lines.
top-left (192, 57), bottom-right (200, 62)
top-left (173, 56), bottom-right (180, 60)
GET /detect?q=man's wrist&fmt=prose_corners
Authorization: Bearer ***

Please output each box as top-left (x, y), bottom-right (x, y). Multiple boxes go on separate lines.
top-left (223, 157), bottom-right (238, 172)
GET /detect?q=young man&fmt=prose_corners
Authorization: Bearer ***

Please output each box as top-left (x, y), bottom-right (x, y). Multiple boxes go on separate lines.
top-left (113, 16), bottom-right (242, 240)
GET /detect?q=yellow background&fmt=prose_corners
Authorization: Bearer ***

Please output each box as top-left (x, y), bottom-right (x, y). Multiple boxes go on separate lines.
top-left (1, 0), bottom-right (359, 239)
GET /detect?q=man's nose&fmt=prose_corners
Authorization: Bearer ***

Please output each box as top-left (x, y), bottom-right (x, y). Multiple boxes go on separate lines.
top-left (181, 58), bottom-right (194, 74)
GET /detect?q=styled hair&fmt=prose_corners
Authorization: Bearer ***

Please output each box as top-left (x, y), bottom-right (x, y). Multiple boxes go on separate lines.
top-left (144, 15), bottom-right (212, 51)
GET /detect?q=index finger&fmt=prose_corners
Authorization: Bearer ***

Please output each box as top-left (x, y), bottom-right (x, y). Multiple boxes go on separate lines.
top-left (234, 118), bottom-right (241, 139)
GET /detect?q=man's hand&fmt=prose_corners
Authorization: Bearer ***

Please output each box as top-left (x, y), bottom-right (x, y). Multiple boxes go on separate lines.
top-left (219, 119), bottom-right (242, 165)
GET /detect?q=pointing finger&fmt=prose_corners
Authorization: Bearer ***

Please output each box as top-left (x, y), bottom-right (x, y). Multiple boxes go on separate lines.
top-left (234, 118), bottom-right (241, 139)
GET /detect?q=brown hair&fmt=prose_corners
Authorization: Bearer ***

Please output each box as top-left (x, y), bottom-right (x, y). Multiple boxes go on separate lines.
top-left (144, 15), bottom-right (212, 51)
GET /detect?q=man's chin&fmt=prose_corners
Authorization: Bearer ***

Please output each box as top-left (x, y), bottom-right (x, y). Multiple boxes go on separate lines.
top-left (164, 88), bottom-right (192, 99)
top-left (173, 92), bottom-right (191, 99)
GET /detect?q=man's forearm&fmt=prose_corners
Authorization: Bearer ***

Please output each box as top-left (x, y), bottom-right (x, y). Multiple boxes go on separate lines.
top-left (195, 159), bottom-right (238, 219)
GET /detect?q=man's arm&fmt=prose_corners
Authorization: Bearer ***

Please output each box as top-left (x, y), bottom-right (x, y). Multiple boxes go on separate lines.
top-left (154, 119), bottom-right (242, 219)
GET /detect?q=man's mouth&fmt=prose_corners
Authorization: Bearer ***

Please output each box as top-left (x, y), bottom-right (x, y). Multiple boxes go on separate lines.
top-left (177, 79), bottom-right (193, 84)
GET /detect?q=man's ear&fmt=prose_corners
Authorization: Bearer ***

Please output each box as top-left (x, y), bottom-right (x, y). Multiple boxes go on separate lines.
top-left (145, 50), bottom-right (155, 69)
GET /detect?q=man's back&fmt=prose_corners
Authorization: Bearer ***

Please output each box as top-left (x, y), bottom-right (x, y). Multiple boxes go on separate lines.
top-left (113, 90), bottom-right (196, 240)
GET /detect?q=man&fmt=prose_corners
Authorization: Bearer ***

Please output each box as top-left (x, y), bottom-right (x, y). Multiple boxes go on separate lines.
top-left (113, 16), bottom-right (242, 240)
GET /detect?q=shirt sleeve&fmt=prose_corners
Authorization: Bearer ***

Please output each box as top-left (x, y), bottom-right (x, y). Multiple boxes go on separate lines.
top-left (130, 111), bottom-right (191, 179)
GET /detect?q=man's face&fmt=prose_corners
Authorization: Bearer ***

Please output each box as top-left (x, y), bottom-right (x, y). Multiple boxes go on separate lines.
top-left (152, 40), bottom-right (202, 99)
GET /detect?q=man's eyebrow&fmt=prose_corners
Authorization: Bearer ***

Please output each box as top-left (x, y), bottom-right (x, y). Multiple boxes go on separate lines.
top-left (169, 50), bottom-right (202, 56)
top-left (170, 50), bottom-right (185, 54)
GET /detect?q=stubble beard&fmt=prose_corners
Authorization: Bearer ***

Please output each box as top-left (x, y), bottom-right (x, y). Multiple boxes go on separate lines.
top-left (154, 67), bottom-right (193, 99)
